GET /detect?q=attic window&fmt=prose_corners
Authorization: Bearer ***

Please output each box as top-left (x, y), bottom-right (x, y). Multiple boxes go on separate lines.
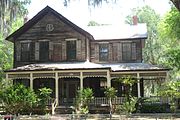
top-left (46, 24), bottom-right (54, 31)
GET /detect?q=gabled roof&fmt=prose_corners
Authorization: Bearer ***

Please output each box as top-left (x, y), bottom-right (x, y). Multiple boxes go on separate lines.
top-left (85, 23), bottom-right (147, 40)
top-left (6, 6), bottom-right (93, 42)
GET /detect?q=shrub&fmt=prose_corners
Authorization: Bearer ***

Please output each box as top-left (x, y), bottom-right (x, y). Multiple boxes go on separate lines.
top-left (35, 87), bottom-right (52, 114)
top-left (0, 84), bottom-right (37, 115)
top-left (75, 88), bottom-right (94, 114)
top-left (139, 103), bottom-right (170, 113)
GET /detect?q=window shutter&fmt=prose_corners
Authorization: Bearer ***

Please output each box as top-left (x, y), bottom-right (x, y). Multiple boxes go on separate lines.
top-left (61, 41), bottom-right (66, 61)
top-left (35, 42), bottom-right (39, 61)
top-left (95, 43), bottom-right (99, 62)
top-left (81, 40), bottom-right (86, 60)
top-left (112, 43), bottom-right (118, 61)
top-left (49, 41), bottom-right (53, 60)
top-left (30, 42), bottom-right (35, 61)
top-left (131, 43), bottom-right (136, 60)
top-left (117, 43), bottom-right (122, 61)
top-left (16, 42), bottom-right (21, 61)
top-left (53, 43), bottom-right (62, 61)
top-left (76, 39), bottom-right (81, 60)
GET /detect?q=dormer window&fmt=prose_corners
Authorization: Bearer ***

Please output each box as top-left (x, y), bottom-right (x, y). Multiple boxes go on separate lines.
top-left (66, 39), bottom-right (76, 61)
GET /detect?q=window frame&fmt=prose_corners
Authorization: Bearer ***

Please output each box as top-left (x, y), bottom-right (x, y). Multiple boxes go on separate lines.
top-left (122, 42), bottom-right (136, 61)
top-left (99, 43), bottom-right (109, 62)
top-left (66, 39), bottom-right (77, 61)
top-left (21, 42), bottom-right (31, 62)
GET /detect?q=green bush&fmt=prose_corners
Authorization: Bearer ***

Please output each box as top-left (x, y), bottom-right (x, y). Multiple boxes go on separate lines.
top-left (139, 103), bottom-right (170, 113)
top-left (0, 84), bottom-right (37, 115)
top-left (35, 87), bottom-right (52, 114)
top-left (75, 88), bottom-right (94, 114)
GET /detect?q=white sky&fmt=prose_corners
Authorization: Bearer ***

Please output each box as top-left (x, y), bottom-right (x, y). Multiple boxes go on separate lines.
top-left (27, 0), bottom-right (171, 27)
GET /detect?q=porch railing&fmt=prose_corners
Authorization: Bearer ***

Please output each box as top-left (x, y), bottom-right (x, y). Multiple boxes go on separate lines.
top-left (90, 97), bottom-right (126, 106)
top-left (59, 96), bottom-right (170, 106)
top-left (91, 97), bottom-right (170, 105)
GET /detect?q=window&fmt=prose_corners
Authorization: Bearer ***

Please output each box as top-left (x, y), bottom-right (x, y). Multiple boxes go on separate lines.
top-left (66, 40), bottom-right (76, 61)
top-left (99, 44), bottom-right (108, 61)
top-left (39, 41), bottom-right (49, 61)
top-left (122, 42), bottom-right (136, 61)
top-left (13, 79), bottom-right (30, 87)
top-left (21, 42), bottom-right (30, 61)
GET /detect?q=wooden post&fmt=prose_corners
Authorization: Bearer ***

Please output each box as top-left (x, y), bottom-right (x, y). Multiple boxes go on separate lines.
top-left (80, 72), bottom-right (83, 90)
top-left (30, 73), bottom-right (33, 90)
top-left (6, 73), bottom-right (8, 81)
top-left (55, 72), bottom-right (59, 105)
top-left (137, 73), bottom-right (141, 98)
top-left (107, 70), bottom-right (111, 87)
top-left (165, 71), bottom-right (170, 81)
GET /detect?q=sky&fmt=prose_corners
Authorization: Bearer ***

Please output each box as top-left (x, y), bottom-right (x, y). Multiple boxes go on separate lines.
top-left (27, 0), bottom-right (171, 27)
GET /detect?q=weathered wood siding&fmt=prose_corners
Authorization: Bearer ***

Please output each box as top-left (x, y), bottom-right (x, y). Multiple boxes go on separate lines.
top-left (14, 13), bottom-right (88, 67)
top-left (90, 40), bottom-right (142, 63)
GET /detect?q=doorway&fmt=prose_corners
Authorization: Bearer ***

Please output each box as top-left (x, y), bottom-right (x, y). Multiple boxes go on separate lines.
top-left (59, 78), bottom-right (79, 104)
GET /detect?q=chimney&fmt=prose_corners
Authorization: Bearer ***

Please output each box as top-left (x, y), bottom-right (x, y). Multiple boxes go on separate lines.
top-left (132, 16), bottom-right (138, 25)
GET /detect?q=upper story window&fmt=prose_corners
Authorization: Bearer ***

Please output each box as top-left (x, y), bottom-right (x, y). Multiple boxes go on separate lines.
top-left (122, 42), bottom-right (136, 61)
top-left (66, 40), bottom-right (76, 61)
top-left (21, 42), bottom-right (30, 61)
top-left (99, 44), bottom-right (108, 61)
top-left (39, 41), bottom-right (49, 61)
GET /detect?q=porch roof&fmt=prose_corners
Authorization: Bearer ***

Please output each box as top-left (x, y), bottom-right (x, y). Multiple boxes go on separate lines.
top-left (6, 62), bottom-right (169, 72)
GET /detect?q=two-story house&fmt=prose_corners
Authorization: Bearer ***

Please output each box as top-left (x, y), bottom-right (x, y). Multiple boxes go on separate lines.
top-left (5, 6), bottom-right (169, 108)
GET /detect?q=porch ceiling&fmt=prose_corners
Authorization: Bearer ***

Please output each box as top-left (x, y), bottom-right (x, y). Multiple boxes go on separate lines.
top-left (5, 61), bottom-right (169, 72)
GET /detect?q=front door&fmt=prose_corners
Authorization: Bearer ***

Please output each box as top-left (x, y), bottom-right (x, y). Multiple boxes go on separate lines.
top-left (69, 83), bottom-right (77, 98)
top-left (64, 80), bottom-right (79, 103)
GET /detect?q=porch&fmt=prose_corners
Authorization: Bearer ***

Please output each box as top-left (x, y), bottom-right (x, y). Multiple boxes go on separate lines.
top-left (8, 70), bottom-right (168, 106)
top-left (5, 62), bottom-right (169, 113)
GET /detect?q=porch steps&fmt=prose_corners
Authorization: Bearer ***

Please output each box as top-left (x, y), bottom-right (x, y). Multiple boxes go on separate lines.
top-left (55, 106), bottom-right (74, 114)
top-left (54, 105), bottom-right (110, 114)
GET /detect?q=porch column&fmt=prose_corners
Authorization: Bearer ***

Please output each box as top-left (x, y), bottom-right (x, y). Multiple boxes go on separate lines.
top-left (80, 72), bottom-right (83, 90)
top-left (137, 73), bottom-right (141, 98)
top-left (165, 71), bottom-right (170, 81)
top-left (30, 73), bottom-right (33, 90)
top-left (107, 70), bottom-right (111, 87)
top-left (6, 73), bottom-right (8, 80)
top-left (55, 72), bottom-right (59, 105)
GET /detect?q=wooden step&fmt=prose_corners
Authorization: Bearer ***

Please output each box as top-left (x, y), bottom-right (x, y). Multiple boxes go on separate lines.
top-left (55, 106), bottom-right (74, 114)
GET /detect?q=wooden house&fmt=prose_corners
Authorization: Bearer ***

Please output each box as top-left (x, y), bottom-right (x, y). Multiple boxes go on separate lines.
top-left (5, 6), bottom-right (169, 113)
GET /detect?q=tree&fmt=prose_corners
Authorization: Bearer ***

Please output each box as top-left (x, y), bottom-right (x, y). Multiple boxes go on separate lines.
top-left (158, 7), bottom-right (180, 78)
top-left (0, 18), bottom-right (25, 90)
top-left (170, 0), bottom-right (180, 11)
top-left (104, 87), bottom-right (117, 119)
top-left (0, 84), bottom-right (37, 115)
top-left (0, 1), bottom-right (30, 88)
top-left (126, 5), bottom-right (161, 64)
top-left (116, 76), bottom-right (138, 115)
top-left (158, 81), bottom-right (180, 112)
top-left (36, 87), bottom-right (52, 114)
top-left (88, 20), bottom-right (100, 26)
top-left (75, 88), bottom-right (94, 114)
top-left (0, 0), bottom-right (30, 36)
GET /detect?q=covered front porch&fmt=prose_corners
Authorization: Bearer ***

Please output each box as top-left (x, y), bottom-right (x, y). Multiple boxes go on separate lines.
top-left (7, 71), bottom-right (168, 106)
top-left (5, 62), bottom-right (170, 113)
